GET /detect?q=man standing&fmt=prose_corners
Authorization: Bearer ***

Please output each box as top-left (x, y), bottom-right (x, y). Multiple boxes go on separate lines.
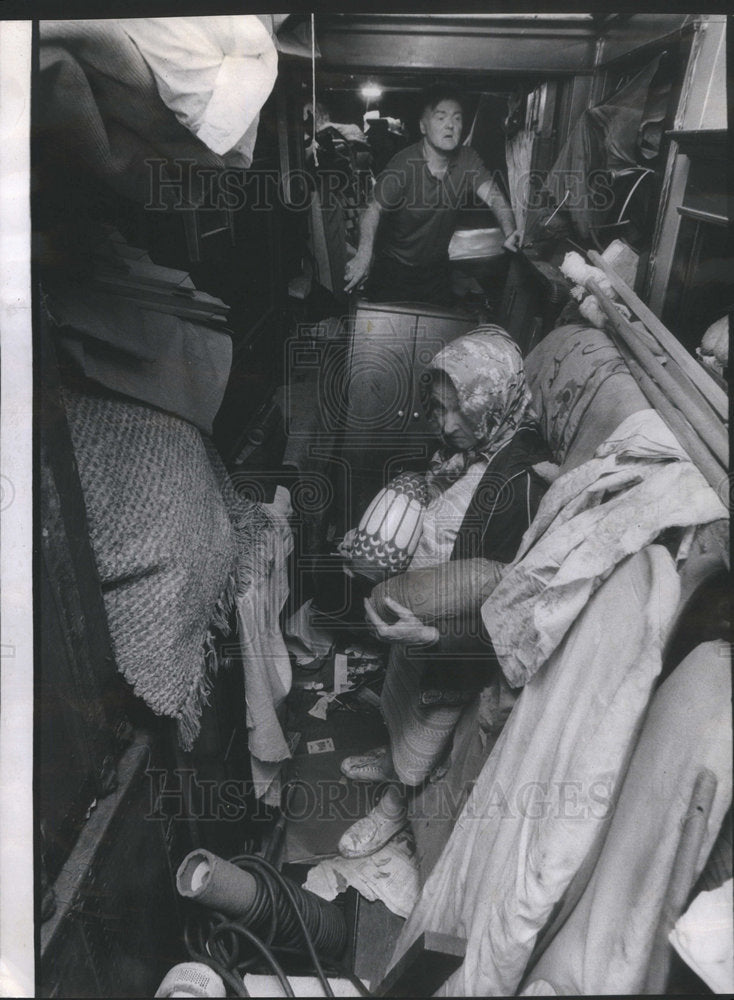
top-left (344, 84), bottom-right (521, 306)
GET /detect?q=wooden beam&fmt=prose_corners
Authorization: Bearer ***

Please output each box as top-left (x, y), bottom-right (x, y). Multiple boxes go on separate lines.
top-left (373, 931), bottom-right (466, 998)
top-left (614, 349), bottom-right (724, 492)
top-left (644, 769), bottom-right (718, 994)
top-left (586, 279), bottom-right (729, 468)
top-left (588, 250), bottom-right (728, 423)
top-left (317, 19), bottom-right (597, 74)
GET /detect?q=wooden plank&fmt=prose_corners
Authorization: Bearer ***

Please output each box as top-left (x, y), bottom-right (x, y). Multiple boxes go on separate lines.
top-left (588, 249), bottom-right (728, 422)
top-left (373, 930), bottom-right (466, 997)
top-left (40, 733), bottom-right (183, 999)
top-left (614, 350), bottom-right (724, 492)
top-left (318, 22), bottom-right (596, 74)
top-left (351, 895), bottom-right (406, 990)
top-left (39, 315), bottom-right (127, 813)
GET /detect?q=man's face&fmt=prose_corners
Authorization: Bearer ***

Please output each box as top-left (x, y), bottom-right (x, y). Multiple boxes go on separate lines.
top-left (420, 99), bottom-right (463, 153)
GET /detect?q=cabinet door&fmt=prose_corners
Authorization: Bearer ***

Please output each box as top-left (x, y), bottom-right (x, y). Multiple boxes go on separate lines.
top-left (340, 306), bottom-right (418, 524)
top-left (339, 303), bottom-right (475, 524)
top-left (344, 304), bottom-right (475, 441)
top-left (344, 305), bottom-right (418, 435)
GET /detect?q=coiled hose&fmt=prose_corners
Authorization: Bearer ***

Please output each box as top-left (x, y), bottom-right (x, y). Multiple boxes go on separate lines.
top-left (181, 853), bottom-right (370, 998)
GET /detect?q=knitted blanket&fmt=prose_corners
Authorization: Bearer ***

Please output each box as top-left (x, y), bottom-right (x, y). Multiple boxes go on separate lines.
top-left (61, 385), bottom-right (271, 749)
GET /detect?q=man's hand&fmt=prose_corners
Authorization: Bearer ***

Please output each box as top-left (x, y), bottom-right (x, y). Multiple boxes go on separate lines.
top-left (364, 597), bottom-right (439, 646)
top-left (344, 252), bottom-right (371, 293)
top-left (503, 229), bottom-right (522, 253)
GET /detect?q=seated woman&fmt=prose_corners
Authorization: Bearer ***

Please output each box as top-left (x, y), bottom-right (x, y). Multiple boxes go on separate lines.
top-left (337, 327), bottom-right (551, 858)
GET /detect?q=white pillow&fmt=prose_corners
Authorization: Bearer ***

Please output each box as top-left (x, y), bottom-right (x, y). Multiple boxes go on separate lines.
top-left (121, 16), bottom-right (278, 161)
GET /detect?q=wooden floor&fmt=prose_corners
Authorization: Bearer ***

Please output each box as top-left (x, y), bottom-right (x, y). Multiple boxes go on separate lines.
top-left (279, 651), bottom-right (407, 987)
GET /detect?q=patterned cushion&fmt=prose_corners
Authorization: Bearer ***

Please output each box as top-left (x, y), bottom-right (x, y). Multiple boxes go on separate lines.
top-left (525, 324), bottom-right (647, 469)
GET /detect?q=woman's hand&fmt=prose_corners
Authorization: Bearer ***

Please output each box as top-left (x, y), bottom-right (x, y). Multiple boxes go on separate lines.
top-left (337, 528), bottom-right (357, 558)
top-left (338, 528), bottom-right (357, 578)
top-left (364, 597), bottom-right (439, 646)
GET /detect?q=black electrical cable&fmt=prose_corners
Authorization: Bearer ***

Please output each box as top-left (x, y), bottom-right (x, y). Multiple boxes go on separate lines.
top-left (211, 922), bottom-right (295, 997)
top-left (236, 855), bottom-right (338, 997)
top-left (323, 964), bottom-right (373, 998)
top-left (182, 853), bottom-right (354, 998)
top-left (233, 855), bottom-right (346, 961)
top-left (185, 910), bottom-right (371, 998)
top-left (182, 924), bottom-right (250, 999)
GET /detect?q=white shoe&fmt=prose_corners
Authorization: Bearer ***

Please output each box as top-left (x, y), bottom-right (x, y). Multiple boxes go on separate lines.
top-left (340, 746), bottom-right (392, 782)
top-left (337, 803), bottom-right (408, 859)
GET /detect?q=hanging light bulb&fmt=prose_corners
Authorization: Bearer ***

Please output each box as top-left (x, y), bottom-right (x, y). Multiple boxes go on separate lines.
top-left (360, 82), bottom-right (383, 102)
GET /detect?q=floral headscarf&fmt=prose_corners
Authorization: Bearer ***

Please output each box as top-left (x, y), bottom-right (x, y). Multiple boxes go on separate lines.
top-left (426, 326), bottom-right (534, 484)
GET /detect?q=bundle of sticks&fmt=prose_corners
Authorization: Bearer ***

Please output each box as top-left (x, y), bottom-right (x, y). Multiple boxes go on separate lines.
top-left (583, 249), bottom-right (728, 492)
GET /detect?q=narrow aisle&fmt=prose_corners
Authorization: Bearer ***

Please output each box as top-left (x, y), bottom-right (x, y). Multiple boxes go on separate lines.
top-left (278, 646), bottom-right (409, 988)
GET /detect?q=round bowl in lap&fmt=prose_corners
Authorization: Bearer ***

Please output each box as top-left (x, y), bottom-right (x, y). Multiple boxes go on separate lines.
top-left (370, 557), bottom-right (503, 624)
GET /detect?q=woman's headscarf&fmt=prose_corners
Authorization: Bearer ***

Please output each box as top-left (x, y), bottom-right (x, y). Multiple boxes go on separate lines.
top-left (426, 325), bottom-right (534, 485)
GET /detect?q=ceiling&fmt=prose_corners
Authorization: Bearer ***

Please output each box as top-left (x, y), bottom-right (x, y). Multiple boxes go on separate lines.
top-left (310, 13), bottom-right (691, 76)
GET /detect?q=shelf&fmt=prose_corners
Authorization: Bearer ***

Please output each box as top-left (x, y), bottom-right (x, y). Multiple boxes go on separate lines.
top-left (666, 129), bottom-right (727, 159)
top-left (676, 206), bottom-right (729, 228)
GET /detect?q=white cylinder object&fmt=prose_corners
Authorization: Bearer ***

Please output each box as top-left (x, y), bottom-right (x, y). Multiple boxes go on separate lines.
top-left (154, 962), bottom-right (226, 998)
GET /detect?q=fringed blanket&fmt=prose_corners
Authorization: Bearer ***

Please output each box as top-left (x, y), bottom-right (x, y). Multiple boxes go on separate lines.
top-left (61, 385), bottom-right (271, 749)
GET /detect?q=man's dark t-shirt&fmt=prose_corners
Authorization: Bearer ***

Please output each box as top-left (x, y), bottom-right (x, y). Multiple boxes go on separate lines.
top-left (372, 141), bottom-right (496, 268)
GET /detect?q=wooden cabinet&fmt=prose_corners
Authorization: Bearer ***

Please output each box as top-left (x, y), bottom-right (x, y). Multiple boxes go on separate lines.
top-left (337, 301), bottom-right (476, 526)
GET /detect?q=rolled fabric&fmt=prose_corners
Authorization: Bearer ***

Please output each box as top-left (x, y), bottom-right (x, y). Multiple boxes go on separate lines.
top-left (698, 315), bottom-right (729, 375)
top-left (350, 472), bottom-right (428, 578)
top-left (370, 557), bottom-right (503, 625)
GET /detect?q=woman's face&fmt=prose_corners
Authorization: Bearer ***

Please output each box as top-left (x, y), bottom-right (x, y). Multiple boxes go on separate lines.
top-left (427, 372), bottom-right (479, 451)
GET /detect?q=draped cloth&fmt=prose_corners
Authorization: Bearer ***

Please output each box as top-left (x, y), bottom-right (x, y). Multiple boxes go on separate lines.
top-left (483, 408), bottom-right (727, 688)
top-left (38, 20), bottom-right (226, 205)
top-left (121, 16), bottom-right (278, 167)
top-left (47, 280), bottom-right (232, 436)
top-left (540, 56), bottom-right (663, 241)
top-left (505, 129), bottom-right (534, 240)
top-left (237, 487), bottom-right (296, 805)
top-left (521, 640), bottom-right (732, 997)
top-left (387, 544), bottom-right (681, 996)
top-left (524, 323), bottom-right (648, 471)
